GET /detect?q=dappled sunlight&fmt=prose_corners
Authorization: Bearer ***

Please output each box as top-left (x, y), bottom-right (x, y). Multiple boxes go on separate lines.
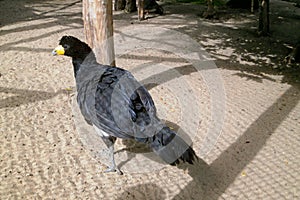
top-left (232, 72), bottom-right (277, 83)
top-left (217, 47), bottom-right (235, 57)
top-left (203, 20), bottom-right (240, 29)
top-left (0, 0), bottom-right (83, 54)
top-left (197, 29), bottom-right (293, 69)
top-left (1, 0), bottom-right (299, 199)
top-left (200, 38), bottom-right (224, 46)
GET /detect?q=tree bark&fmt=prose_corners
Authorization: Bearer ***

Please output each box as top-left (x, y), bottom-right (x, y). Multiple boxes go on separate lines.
top-left (114, 0), bottom-right (126, 11)
top-left (258, 0), bottom-right (270, 36)
top-left (203, 0), bottom-right (215, 19)
top-left (125, 0), bottom-right (137, 13)
top-left (83, 0), bottom-right (115, 66)
top-left (138, 0), bottom-right (145, 20)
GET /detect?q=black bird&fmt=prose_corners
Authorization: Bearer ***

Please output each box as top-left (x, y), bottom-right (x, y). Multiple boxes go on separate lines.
top-left (52, 36), bottom-right (197, 174)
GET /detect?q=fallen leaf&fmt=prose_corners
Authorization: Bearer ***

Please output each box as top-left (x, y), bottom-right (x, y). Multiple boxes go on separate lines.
top-left (241, 171), bottom-right (247, 177)
top-left (65, 87), bottom-right (73, 91)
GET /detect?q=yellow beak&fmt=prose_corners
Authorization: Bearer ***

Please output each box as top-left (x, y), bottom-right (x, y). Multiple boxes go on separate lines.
top-left (52, 45), bottom-right (65, 55)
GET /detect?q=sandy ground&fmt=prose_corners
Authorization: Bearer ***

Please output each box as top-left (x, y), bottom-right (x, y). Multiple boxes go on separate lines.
top-left (1, 0), bottom-right (300, 199)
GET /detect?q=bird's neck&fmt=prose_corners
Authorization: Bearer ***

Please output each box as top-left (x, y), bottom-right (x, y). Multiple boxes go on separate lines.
top-left (72, 52), bottom-right (96, 77)
top-left (72, 58), bottom-right (82, 77)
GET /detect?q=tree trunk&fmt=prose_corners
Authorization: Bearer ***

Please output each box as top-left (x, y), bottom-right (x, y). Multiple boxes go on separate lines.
top-left (258, 0), bottom-right (270, 36)
top-left (114, 0), bottom-right (126, 11)
top-left (83, 0), bottom-right (115, 66)
top-left (203, 0), bottom-right (215, 19)
top-left (125, 0), bottom-right (137, 13)
top-left (138, 0), bottom-right (145, 20)
top-left (284, 42), bottom-right (300, 64)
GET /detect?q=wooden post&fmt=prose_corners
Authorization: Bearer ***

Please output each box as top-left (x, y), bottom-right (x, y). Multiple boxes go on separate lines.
top-left (114, 0), bottom-right (126, 11)
top-left (203, 0), bottom-right (215, 19)
top-left (258, 0), bottom-right (270, 36)
top-left (138, 0), bottom-right (145, 20)
top-left (83, 0), bottom-right (115, 66)
top-left (125, 0), bottom-right (137, 13)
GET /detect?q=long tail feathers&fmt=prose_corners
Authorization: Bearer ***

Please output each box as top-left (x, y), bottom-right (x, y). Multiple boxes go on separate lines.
top-left (149, 127), bottom-right (197, 165)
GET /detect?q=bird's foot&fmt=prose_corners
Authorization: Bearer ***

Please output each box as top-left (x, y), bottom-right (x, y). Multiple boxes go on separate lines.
top-left (104, 166), bottom-right (123, 175)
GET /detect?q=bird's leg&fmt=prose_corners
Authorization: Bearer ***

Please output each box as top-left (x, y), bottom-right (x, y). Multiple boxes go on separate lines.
top-left (105, 144), bottom-right (123, 175)
top-left (103, 136), bottom-right (123, 175)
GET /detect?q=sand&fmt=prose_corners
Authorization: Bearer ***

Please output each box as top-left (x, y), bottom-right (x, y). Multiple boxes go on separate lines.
top-left (0, 0), bottom-right (299, 199)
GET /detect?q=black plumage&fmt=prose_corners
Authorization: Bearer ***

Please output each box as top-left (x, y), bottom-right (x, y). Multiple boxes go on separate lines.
top-left (53, 36), bottom-right (197, 174)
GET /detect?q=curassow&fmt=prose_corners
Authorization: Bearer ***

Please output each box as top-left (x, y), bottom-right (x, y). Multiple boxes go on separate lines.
top-left (52, 36), bottom-right (197, 174)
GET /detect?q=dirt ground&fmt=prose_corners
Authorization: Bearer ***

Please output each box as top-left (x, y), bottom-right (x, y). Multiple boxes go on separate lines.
top-left (0, 0), bottom-right (299, 199)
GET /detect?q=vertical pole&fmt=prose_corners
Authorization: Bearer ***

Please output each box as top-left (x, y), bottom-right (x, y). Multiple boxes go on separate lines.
top-left (258, 0), bottom-right (269, 36)
top-left (83, 0), bottom-right (116, 66)
top-left (138, 0), bottom-right (145, 20)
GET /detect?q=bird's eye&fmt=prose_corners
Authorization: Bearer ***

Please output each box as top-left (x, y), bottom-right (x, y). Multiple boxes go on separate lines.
top-left (63, 44), bottom-right (70, 49)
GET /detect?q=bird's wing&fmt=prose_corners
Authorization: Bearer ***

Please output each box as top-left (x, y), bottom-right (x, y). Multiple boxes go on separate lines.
top-left (77, 65), bottom-right (161, 140)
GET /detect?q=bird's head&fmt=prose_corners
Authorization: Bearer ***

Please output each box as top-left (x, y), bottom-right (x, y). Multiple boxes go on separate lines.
top-left (52, 36), bottom-right (92, 59)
